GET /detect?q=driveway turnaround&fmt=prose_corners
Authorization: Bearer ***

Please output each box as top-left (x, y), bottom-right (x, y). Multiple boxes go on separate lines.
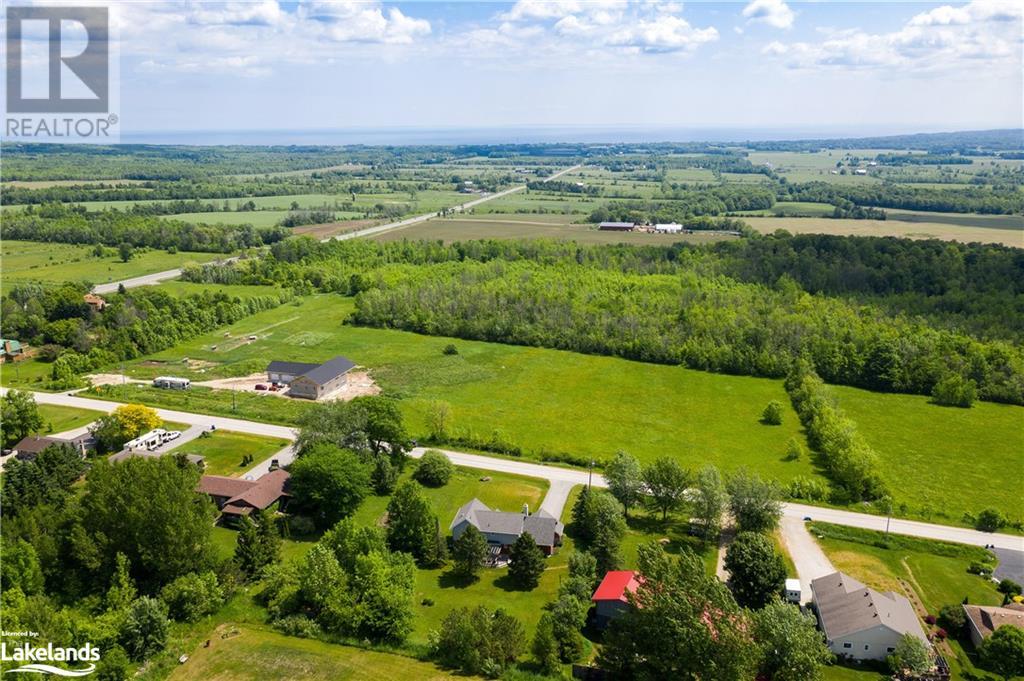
top-left (779, 516), bottom-right (836, 604)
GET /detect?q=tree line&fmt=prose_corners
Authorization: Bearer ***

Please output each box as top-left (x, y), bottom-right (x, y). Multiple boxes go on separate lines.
top-left (2, 204), bottom-right (288, 253)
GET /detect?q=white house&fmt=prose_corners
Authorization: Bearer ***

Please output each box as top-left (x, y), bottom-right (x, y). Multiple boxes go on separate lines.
top-left (654, 223), bottom-right (683, 234)
top-left (811, 572), bottom-right (928, 662)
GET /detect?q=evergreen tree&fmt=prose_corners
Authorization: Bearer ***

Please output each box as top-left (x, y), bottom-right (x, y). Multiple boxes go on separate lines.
top-left (508, 532), bottom-right (545, 590)
top-left (452, 525), bottom-right (487, 579)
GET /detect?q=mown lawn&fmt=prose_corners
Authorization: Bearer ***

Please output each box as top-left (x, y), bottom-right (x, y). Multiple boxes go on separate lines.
top-left (167, 624), bottom-right (463, 681)
top-left (36, 403), bottom-right (104, 433)
top-left (176, 430), bottom-right (290, 477)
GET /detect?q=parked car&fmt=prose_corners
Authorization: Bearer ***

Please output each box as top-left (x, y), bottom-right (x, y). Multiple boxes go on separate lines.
top-left (165, 431), bottom-right (182, 441)
top-left (803, 516), bottom-right (813, 522)
top-left (268, 385), bottom-right (279, 391)
top-left (255, 384), bottom-right (268, 391)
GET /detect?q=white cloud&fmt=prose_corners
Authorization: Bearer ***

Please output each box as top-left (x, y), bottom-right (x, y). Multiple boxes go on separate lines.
top-left (762, 0), bottom-right (1023, 71)
top-left (609, 15), bottom-right (719, 53)
top-left (742, 0), bottom-right (795, 29)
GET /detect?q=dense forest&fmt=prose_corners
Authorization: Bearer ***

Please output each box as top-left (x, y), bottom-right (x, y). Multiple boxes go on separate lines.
top-left (2, 205), bottom-right (288, 253)
top-left (181, 235), bottom-right (1024, 405)
top-left (783, 181), bottom-right (1024, 215)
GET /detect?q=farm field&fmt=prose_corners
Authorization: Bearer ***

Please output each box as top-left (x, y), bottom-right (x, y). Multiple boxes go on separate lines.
top-left (166, 625), bottom-right (461, 681)
top-left (0, 240), bottom-right (223, 294)
top-left (830, 385), bottom-right (1024, 526)
top-left (174, 430), bottom-right (290, 477)
top-left (374, 214), bottom-right (738, 245)
top-left (744, 214), bottom-right (1023, 246)
top-left (103, 294), bottom-right (814, 482)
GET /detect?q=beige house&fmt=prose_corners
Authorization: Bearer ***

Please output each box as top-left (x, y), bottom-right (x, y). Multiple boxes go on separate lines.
top-left (811, 571), bottom-right (928, 662)
top-left (266, 356), bottom-right (355, 400)
top-left (963, 603), bottom-right (1024, 647)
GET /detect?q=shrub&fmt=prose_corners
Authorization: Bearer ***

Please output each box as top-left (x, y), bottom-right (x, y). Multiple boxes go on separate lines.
top-left (938, 604), bottom-right (966, 632)
top-left (273, 615), bottom-right (322, 639)
top-left (413, 450), bottom-right (454, 487)
top-left (931, 374), bottom-right (977, 408)
top-left (761, 400), bottom-right (784, 425)
top-left (998, 579), bottom-right (1023, 597)
top-left (160, 571), bottom-right (223, 622)
top-left (443, 343), bottom-right (459, 356)
top-left (976, 508), bottom-right (1006, 532)
top-left (120, 597), bottom-right (169, 661)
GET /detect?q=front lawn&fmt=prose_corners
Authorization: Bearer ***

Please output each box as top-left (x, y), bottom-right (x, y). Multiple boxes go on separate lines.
top-left (176, 430), bottom-right (290, 477)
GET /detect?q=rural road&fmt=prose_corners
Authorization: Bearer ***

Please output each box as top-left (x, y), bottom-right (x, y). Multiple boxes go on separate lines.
top-left (327, 164), bottom-right (584, 242)
top-left (7, 388), bottom-right (1023, 555)
top-left (92, 256), bottom-right (240, 294)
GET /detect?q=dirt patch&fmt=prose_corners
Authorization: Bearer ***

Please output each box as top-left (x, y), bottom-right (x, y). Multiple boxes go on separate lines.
top-left (195, 370), bottom-right (380, 402)
top-left (140, 360), bottom-right (168, 367)
top-left (293, 219), bottom-right (379, 239)
top-left (88, 373), bottom-right (147, 387)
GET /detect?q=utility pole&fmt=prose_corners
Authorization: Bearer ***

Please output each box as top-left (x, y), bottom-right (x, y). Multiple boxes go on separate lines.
top-left (588, 459), bottom-right (594, 489)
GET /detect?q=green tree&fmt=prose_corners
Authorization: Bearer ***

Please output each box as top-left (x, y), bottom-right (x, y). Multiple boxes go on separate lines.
top-left (160, 571), bottom-right (223, 622)
top-left (351, 550), bottom-right (416, 643)
top-left (931, 373), bottom-right (977, 407)
top-left (692, 465), bottom-right (727, 542)
top-left (605, 450), bottom-right (644, 518)
top-left (976, 508), bottom-right (1007, 532)
top-left (386, 481), bottom-right (435, 564)
top-left (1, 443), bottom-right (86, 516)
top-left (753, 600), bottom-right (833, 681)
top-left (761, 400), bottom-right (784, 425)
top-left (727, 469), bottom-right (782, 533)
top-left (105, 553), bottom-right (137, 613)
top-left (550, 592), bottom-right (588, 662)
top-left (979, 625), bottom-right (1024, 678)
top-left (532, 613), bottom-right (561, 675)
top-left (288, 444), bottom-right (370, 530)
top-left (422, 516), bottom-right (449, 569)
top-left (597, 543), bottom-right (756, 680)
top-left (938, 604), bottom-right (966, 632)
top-left (724, 532), bottom-right (786, 609)
top-left (508, 532), bottom-right (546, 589)
top-left (785, 437), bottom-right (804, 461)
top-left (642, 457), bottom-right (691, 521)
top-left (118, 242), bottom-right (134, 262)
top-left (413, 449), bottom-right (453, 487)
top-left (94, 645), bottom-right (130, 681)
top-left (120, 597), bottom-right (169, 661)
top-left (425, 400), bottom-right (452, 440)
top-left (433, 606), bottom-right (525, 676)
top-left (73, 457), bottom-right (215, 589)
top-left (1, 539), bottom-right (45, 595)
top-left (452, 525), bottom-right (487, 579)
top-left (370, 454), bottom-right (398, 495)
top-left (1, 389), bottom-right (42, 448)
top-left (887, 633), bottom-right (933, 676)
top-left (234, 508), bottom-right (281, 579)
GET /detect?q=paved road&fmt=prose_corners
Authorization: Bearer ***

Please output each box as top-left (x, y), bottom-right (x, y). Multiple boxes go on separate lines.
top-left (1, 388), bottom-right (297, 441)
top-left (779, 516), bottom-right (836, 604)
top-left (91, 256), bottom-right (240, 294)
top-left (327, 164), bottom-right (583, 242)
top-left (8, 388), bottom-right (1022, 554)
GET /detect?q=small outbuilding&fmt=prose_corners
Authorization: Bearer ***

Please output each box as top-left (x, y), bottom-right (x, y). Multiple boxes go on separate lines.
top-left (592, 570), bottom-right (642, 628)
top-left (1, 339), bottom-right (24, 363)
top-left (654, 223), bottom-right (683, 234)
top-left (598, 221), bottom-right (635, 232)
top-left (785, 578), bottom-right (802, 604)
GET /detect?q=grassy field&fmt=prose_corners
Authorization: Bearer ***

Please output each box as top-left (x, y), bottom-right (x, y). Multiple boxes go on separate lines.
top-left (0, 240), bottom-right (223, 294)
top-left (168, 625), bottom-right (463, 681)
top-left (830, 385), bottom-right (1023, 526)
top-left (374, 214), bottom-right (738, 245)
top-left (36, 404), bottom-right (103, 433)
top-left (744, 213), bottom-right (1023, 246)
top-left (99, 294), bottom-right (813, 481)
top-left (175, 430), bottom-right (290, 477)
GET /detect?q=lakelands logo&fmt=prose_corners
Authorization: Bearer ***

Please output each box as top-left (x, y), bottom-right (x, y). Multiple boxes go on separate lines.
top-left (1, 641), bottom-right (99, 676)
top-left (3, 4), bottom-right (119, 141)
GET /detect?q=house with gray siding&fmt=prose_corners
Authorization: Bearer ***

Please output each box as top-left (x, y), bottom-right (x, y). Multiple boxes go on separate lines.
top-left (266, 356), bottom-right (355, 400)
top-left (450, 498), bottom-right (563, 555)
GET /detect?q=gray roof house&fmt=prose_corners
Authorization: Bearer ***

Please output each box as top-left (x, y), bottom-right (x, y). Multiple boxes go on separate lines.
top-left (811, 571), bottom-right (929, 663)
top-left (450, 498), bottom-right (564, 555)
top-left (266, 356), bottom-right (355, 400)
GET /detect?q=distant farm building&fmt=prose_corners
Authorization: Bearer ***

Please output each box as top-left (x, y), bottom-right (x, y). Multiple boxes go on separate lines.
top-left (266, 356), bottom-right (355, 400)
top-left (811, 571), bottom-right (928, 662)
top-left (963, 603), bottom-right (1024, 647)
top-left (1, 339), bottom-right (24, 363)
top-left (592, 570), bottom-right (642, 627)
top-left (654, 223), bottom-right (683, 233)
top-left (197, 469), bottom-right (291, 522)
top-left (450, 499), bottom-right (563, 556)
top-left (598, 221), bottom-right (635, 231)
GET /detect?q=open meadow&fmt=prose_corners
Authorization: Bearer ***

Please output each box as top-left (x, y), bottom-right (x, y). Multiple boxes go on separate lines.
top-left (77, 292), bottom-right (1024, 526)
top-left (0, 240), bottom-right (223, 294)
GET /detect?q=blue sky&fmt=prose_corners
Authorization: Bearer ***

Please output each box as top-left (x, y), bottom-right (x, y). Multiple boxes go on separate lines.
top-left (36, 1), bottom-right (1024, 136)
